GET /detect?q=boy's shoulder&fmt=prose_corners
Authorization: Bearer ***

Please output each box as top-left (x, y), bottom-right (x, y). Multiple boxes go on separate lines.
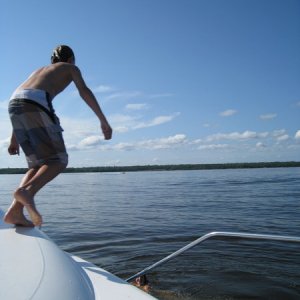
top-left (48, 63), bottom-right (81, 76)
top-left (50, 62), bottom-right (77, 69)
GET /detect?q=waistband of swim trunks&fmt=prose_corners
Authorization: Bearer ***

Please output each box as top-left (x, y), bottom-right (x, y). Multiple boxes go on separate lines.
top-left (10, 89), bottom-right (50, 110)
top-left (9, 98), bottom-right (57, 124)
top-left (10, 89), bottom-right (57, 122)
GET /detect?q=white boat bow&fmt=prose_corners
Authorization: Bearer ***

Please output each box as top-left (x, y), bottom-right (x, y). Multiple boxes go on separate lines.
top-left (0, 209), bottom-right (157, 300)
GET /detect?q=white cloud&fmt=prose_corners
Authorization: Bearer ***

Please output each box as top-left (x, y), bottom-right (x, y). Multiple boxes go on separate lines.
top-left (109, 113), bottom-right (139, 132)
top-left (67, 135), bottom-right (105, 151)
top-left (272, 130), bottom-right (289, 143)
top-left (206, 130), bottom-right (268, 142)
top-left (276, 134), bottom-right (289, 142)
top-left (68, 134), bottom-right (187, 152)
top-left (113, 142), bottom-right (136, 151)
top-left (191, 139), bottom-right (202, 144)
top-left (125, 103), bottom-right (149, 111)
top-left (60, 117), bottom-right (98, 139)
top-left (260, 113), bottom-right (277, 120)
top-left (219, 109), bottom-right (237, 117)
top-left (198, 144), bottom-right (229, 150)
top-left (113, 126), bottom-right (129, 133)
top-left (295, 130), bottom-right (300, 140)
top-left (272, 129), bottom-right (286, 137)
top-left (78, 135), bottom-right (103, 148)
top-left (112, 134), bottom-right (187, 151)
top-left (104, 91), bottom-right (142, 102)
top-left (256, 142), bottom-right (266, 148)
top-left (133, 113), bottom-right (180, 129)
top-left (141, 134), bottom-right (187, 149)
top-left (92, 85), bottom-right (115, 93)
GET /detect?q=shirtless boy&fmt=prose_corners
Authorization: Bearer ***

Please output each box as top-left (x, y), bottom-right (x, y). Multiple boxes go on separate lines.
top-left (4, 45), bottom-right (112, 227)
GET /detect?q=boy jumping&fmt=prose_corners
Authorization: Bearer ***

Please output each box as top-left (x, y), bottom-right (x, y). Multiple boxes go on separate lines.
top-left (4, 45), bottom-right (112, 227)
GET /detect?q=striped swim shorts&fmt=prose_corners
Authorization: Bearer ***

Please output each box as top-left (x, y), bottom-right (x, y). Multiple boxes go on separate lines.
top-left (9, 99), bottom-right (68, 169)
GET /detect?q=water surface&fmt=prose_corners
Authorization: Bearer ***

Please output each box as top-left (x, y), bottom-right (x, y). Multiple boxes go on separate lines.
top-left (1, 167), bottom-right (299, 299)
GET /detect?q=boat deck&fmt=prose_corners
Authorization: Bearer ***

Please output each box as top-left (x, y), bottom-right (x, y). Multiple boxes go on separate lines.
top-left (0, 209), bottom-right (157, 300)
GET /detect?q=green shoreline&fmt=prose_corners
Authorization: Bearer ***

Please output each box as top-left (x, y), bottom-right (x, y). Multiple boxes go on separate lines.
top-left (0, 161), bottom-right (299, 174)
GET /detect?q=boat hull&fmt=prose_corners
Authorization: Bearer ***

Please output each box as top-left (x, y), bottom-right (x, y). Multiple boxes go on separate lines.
top-left (0, 209), bottom-right (156, 300)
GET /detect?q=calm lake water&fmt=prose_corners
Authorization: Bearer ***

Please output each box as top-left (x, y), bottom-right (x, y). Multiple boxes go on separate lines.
top-left (1, 167), bottom-right (300, 300)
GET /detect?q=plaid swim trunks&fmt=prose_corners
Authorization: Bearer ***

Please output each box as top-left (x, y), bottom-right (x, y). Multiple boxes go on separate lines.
top-left (9, 98), bottom-right (68, 169)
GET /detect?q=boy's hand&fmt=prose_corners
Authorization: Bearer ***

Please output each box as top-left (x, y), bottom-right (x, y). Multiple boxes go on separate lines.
top-left (101, 122), bottom-right (112, 140)
top-left (8, 142), bottom-right (20, 155)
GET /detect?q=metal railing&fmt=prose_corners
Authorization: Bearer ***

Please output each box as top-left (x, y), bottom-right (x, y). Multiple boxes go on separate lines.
top-left (126, 231), bottom-right (300, 282)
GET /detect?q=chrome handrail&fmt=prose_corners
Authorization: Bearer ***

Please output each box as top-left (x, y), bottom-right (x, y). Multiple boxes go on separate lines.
top-left (126, 231), bottom-right (300, 282)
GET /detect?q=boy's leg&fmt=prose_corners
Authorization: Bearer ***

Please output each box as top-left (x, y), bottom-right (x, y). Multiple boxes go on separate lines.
top-left (4, 163), bottom-right (66, 226)
top-left (4, 168), bottom-right (38, 226)
top-left (14, 163), bottom-right (66, 226)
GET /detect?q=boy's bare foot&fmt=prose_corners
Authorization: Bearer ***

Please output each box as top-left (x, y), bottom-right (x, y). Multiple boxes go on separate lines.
top-left (4, 209), bottom-right (34, 227)
top-left (14, 188), bottom-right (43, 227)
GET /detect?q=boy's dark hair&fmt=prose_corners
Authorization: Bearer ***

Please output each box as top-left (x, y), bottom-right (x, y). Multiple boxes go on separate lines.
top-left (51, 45), bottom-right (74, 64)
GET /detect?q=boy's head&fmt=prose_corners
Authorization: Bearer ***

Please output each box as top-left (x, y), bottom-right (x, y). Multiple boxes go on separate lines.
top-left (51, 45), bottom-right (75, 64)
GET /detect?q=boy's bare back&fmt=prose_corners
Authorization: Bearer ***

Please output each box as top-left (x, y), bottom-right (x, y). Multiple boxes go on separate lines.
top-left (18, 62), bottom-right (86, 100)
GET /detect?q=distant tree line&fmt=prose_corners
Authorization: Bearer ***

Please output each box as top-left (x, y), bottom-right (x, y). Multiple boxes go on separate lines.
top-left (0, 161), bottom-right (299, 174)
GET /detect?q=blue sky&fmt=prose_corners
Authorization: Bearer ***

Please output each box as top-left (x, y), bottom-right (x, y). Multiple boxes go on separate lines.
top-left (0, 0), bottom-right (299, 167)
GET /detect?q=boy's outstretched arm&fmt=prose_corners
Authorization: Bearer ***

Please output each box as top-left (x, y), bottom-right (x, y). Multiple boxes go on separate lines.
top-left (71, 66), bottom-right (112, 140)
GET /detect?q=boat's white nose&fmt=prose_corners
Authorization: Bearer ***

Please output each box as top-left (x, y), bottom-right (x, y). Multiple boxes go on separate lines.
top-left (0, 216), bottom-right (94, 300)
top-left (0, 209), bottom-right (157, 300)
